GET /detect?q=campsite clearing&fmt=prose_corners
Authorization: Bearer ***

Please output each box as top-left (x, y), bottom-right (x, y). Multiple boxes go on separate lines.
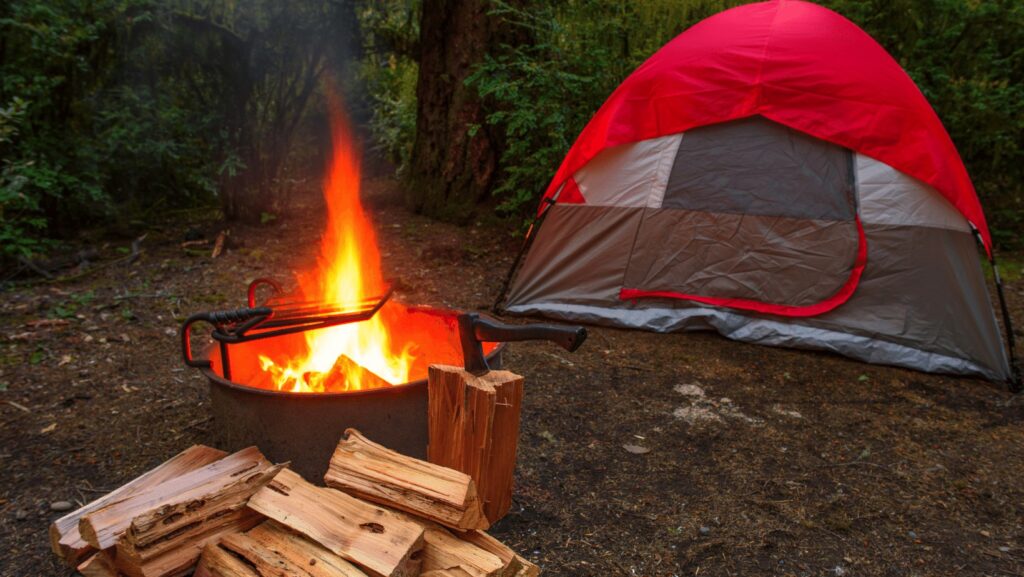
top-left (1, 178), bottom-right (1022, 576)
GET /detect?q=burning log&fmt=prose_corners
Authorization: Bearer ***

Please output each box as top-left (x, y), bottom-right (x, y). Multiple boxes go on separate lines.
top-left (195, 520), bottom-right (368, 577)
top-left (427, 365), bottom-right (525, 524)
top-left (49, 445), bottom-right (227, 567)
top-left (325, 428), bottom-right (488, 531)
top-left (247, 468), bottom-right (426, 577)
top-left (321, 354), bottom-right (392, 391)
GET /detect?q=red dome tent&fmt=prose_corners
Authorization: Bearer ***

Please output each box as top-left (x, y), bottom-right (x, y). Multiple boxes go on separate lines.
top-left (502, 0), bottom-right (1015, 383)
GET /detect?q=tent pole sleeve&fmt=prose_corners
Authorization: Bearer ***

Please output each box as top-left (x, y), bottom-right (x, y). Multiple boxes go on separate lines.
top-left (973, 228), bottom-right (1022, 393)
top-left (492, 197), bottom-right (557, 314)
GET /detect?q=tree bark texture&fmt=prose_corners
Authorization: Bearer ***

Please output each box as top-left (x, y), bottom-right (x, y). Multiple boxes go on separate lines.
top-left (406, 0), bottom-right (503, 223)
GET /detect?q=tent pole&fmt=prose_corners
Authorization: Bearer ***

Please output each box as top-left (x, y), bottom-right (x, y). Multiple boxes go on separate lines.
top-left (492, 197), bottom-right (556, 314)
top-left (973, 228), bottom-right (1022, 393)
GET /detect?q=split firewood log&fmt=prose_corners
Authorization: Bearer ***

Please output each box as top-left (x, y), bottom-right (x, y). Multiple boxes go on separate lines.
top-left (50, 445), bottom-right (227, 567)
top-left (325, 428), bottom-right (488, 531)
top-left (79, 446), bottom-right (274, 551)
top-left (416, 524), bottom-right (505, 577)
top-left (194, 520), bottom-right (368, 577)
top-left (77, 551), bottom-right (120, 577)
top-left (427, 365), bottom-right (525, 524)
top-left (247, 468), bottom-right (425, 577)
top-left (420, 570), bottom-right (474, 577)
top-left (117, 508), bottom-right (263, 577)
top-left (460, 531), bottom-right (540, 577)
top-left (246, 521), bottom-right (369, 576)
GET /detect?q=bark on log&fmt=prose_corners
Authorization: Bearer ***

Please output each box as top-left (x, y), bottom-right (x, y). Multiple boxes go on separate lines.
top-left (427, 365), bottom-right (524, 524)
top-left (247, 468), bottom-right (425, 577)
top-left (50, 445), bottom-right (227, 567)
top-left (325, 428), bottom-right (488, 530)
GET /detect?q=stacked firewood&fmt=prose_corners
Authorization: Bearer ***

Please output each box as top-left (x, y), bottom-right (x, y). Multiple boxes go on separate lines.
top-left (50, 429), bottom-right (539, 577)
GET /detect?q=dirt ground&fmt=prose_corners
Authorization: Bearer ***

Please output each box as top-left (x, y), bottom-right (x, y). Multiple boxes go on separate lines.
top-left (1, 177), bottom-right (1022, 577)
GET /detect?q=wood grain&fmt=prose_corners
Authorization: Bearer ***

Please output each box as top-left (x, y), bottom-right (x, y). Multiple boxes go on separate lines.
top-left (80, 446), bottom-right (271, 551)
top-left (427, 365), bottom-right (524, 524)
top-left (247, 468), bottom-right (425, 577)
top-left (49, 445), bottom-right (227, 567)
top-left (325, 428), bottom-right (488, 530)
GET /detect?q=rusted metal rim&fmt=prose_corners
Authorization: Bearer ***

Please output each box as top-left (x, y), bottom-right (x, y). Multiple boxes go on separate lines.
top-left (200, 342), bottom-right (506, 399)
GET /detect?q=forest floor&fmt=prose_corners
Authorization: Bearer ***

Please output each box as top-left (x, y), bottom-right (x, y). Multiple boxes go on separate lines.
top-left (1, 177), bottom-right (1022, 577)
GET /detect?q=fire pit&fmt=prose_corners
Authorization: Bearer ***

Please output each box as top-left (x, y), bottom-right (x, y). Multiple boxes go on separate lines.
top-left (178, 101), bottom-right (507, 479)
top-left (182, 287), bottom-right (503, 479)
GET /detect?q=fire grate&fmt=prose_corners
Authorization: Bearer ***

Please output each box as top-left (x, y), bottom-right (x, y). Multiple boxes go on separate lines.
top-left (181, 277), bottom-right (392, 380)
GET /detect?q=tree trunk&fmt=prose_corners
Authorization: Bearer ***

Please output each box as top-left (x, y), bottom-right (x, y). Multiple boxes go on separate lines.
top-left (406, 0), bottom-right (502, 223)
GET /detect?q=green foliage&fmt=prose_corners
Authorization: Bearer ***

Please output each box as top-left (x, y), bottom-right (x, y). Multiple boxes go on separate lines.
top-left (0, 0), bottom-right (353, 261)
top-left (0, 0), bottom-right (122, 257)
top-left (465, 0), bottom-right (746, 216)
top-left (0, 0), bottom-right (224, 258)
top-left (359, 55), bottom-right (419, 174)
top-left (357, 1), bottom-right (420, 174)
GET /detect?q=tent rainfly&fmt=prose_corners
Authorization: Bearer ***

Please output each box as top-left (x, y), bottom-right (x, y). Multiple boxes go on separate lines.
top-left (500, 0), bottom-right (1019, 387)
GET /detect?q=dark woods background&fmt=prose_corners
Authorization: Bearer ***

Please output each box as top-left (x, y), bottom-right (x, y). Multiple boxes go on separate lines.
top-left (1, 0), bottom-right (1021, 262)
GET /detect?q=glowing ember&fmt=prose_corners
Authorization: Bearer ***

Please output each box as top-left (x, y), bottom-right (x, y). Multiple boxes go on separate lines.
top-left (253, 97), bottom-right (413, 393)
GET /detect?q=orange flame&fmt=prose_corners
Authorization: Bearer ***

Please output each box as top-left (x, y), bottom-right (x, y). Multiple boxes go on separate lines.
top-left (256, 98), bottom-right (413, 393)
top-left (216, 95), bottom-right (497, 393)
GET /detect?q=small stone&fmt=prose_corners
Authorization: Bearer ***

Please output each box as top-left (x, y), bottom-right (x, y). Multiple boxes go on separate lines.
top-left (699, 526), bottom-right (710, 536)
top-left (15, 509), bottom-right (29, 521)
top-left (50, 500), bottom-right (74, 512)
top-left (674, 383), bottom-right (705, 397)
top-left (908, 531), bottom-right (918, 539)
top-left (999, 546), bottom-right (1010, 553)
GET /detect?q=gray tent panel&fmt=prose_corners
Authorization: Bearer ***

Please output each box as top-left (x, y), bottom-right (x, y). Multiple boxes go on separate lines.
top-left (622, 210), bottom-right (860, 306)
top-left (663, 117), bottom-right (855, 221)
top-left (509, 205), bottom-right (639, 306)
top-left (574, 134), bottom-right (682, 208)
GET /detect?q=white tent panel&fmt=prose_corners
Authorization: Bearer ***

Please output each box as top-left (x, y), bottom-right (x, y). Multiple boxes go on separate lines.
top-left (574, 133), bottom-right (682, 208)
top-left (856, 154), bottom-right (970, 232)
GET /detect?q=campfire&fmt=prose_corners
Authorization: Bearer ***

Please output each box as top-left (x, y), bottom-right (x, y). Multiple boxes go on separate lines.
top-left (176, 94), bottom-right (585, 492)
top-left (190, 97), bottom-right (495, 395)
